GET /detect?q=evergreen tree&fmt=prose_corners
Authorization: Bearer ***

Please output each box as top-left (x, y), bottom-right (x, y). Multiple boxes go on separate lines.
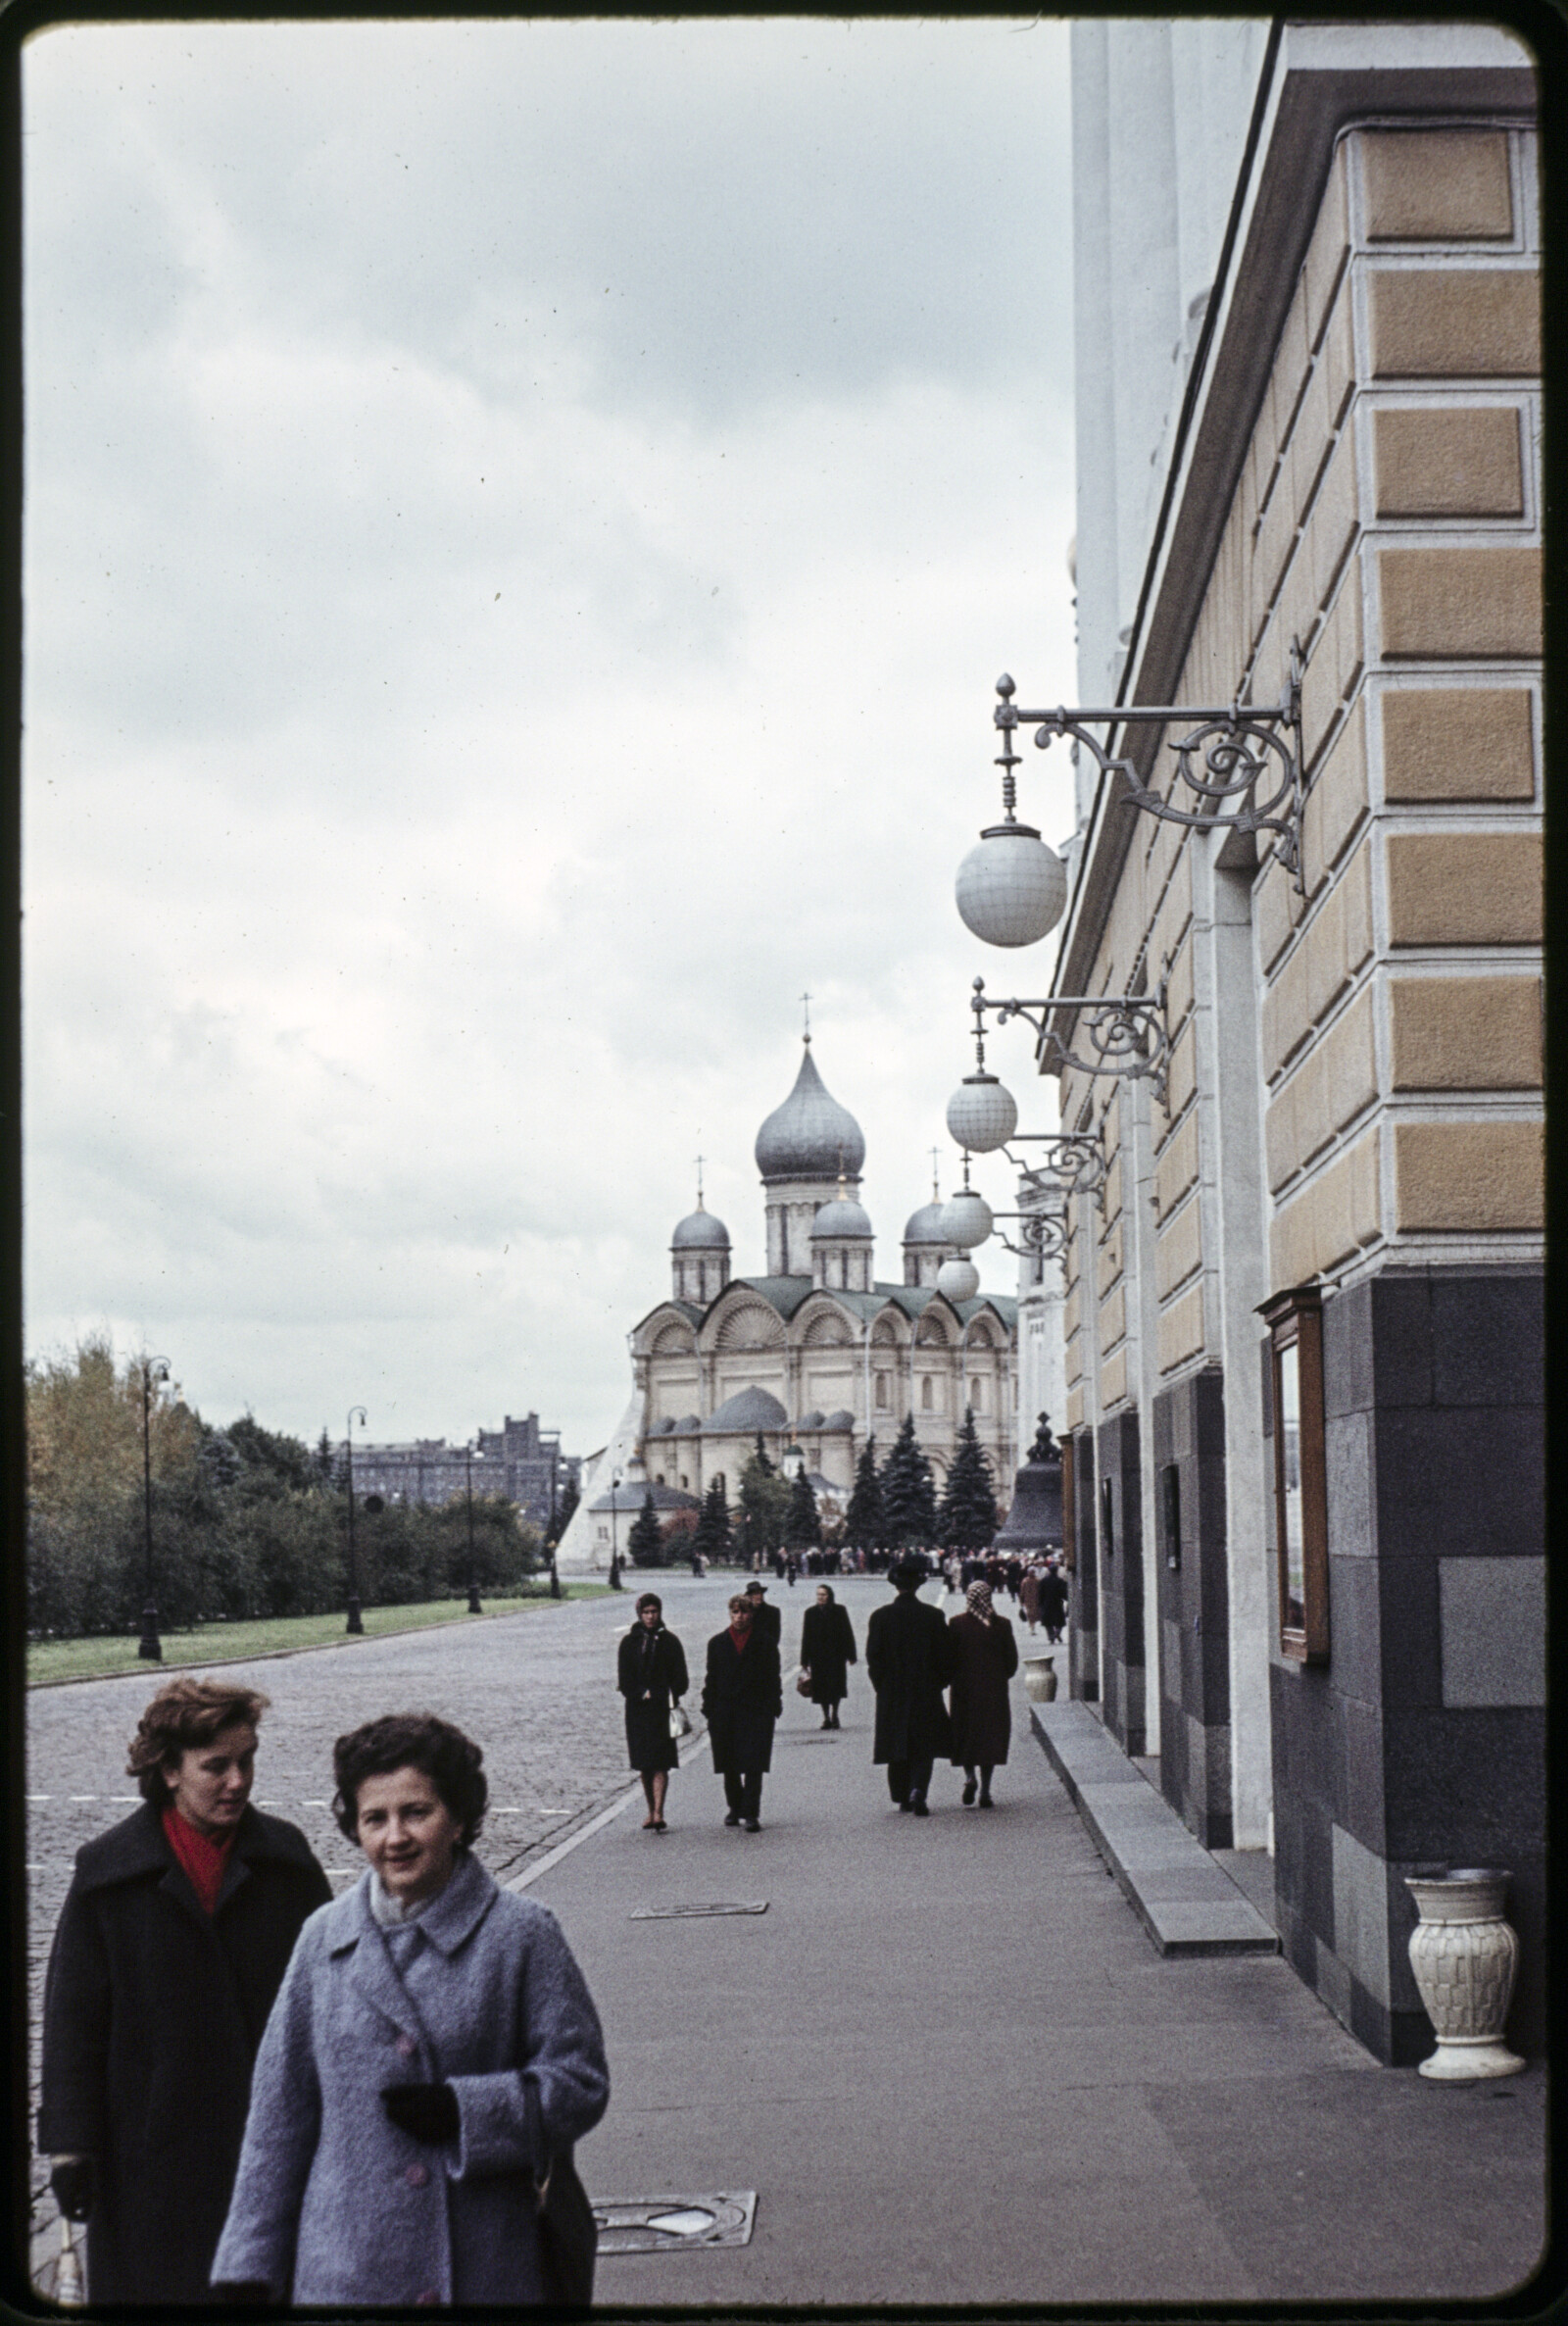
top-left (784, 1466), bottom-right (821, 1550)
top-left (879, 1414), bottom-right (938, 1548)
top-left (627, 1488), bottom-right (665, 1567)
top-left (844, 1435), bottom-right (882, 1550)
top-left (694, 1476), bottom-right (732, 1564)
top-left (936, 1407), bottom-right (1000, 1550)
top-left (736, 1447), bottom-right (790, 1564)
top-left (752, 1430), bottom-right (774, 1474)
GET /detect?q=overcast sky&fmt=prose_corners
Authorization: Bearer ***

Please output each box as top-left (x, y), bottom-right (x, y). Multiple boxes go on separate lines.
top-left (23, 17), bottom-right (1080, 1457)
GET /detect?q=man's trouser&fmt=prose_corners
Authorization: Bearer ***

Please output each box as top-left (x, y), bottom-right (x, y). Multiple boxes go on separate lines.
top-left (887, 1755), bottom-right (933, 1806)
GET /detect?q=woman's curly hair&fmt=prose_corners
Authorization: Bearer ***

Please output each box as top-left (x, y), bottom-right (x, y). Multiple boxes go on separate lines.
top-left (330, 1711), bottom-right (488, 1847)
top-left (126, 1678), bottom-right (271, 1806)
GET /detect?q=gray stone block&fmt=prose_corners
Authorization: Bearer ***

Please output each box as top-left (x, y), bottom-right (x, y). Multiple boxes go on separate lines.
top-left (1332, 1821), bottom-right (1393, 2008)
top-left (1439, 1556), bottom-right (1545, 1707)
top-left (1325, 1410), bottom-right (1373, 1556)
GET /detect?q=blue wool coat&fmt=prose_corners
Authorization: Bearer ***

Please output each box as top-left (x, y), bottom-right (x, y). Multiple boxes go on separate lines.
top-left (211, 1852), bottom-right (609, 2307)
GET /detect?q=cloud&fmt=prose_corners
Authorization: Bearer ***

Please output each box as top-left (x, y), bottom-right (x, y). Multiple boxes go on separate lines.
top-left (24, 17), bottom-right (1078, 1450)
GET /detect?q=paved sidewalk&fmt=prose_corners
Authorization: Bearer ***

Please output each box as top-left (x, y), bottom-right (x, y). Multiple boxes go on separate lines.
top-left (534, 1583), bottom-right (1544, 2308)
top-left (24, 1576), bottom-right (1546, 2306)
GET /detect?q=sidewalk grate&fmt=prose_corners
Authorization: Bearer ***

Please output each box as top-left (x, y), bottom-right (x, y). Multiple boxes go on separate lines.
top-left (629, 1900), bottom-right (768, 1919)
top-left (595, 2192), bottom-right (757, 2252)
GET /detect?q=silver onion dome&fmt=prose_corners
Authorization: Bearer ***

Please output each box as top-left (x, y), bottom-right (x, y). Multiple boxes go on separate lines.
top-left (902, 1199), bottom-right (951, 1246)
top-left (671, 1205), bottom-right (731, 1251)
top-left (755, 1043), bottom-right (866, 1182)
top-left (810, 1196), bottom-right (872, 1240)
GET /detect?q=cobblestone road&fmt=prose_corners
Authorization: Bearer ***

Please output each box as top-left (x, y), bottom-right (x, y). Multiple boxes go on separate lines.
top-left (24, 1575), bottom-right (758, 2283)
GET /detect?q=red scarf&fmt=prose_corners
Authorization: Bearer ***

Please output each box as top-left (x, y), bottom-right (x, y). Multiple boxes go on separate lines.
top-left (162, 1804), bottom-right (238, 1914)
top-left (728, 1621), bottom-right (751, 1653)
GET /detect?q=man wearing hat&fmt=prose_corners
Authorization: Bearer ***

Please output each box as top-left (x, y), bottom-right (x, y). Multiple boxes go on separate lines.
top-left (743, 1576), bottom-right (782, 1653)
top-left (864, 1558), bottom-right (956, 1816)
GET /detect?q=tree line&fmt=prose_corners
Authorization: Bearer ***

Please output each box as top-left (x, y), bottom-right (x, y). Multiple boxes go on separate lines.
top-left (25, 1336), bottom-right (563, 1638)
top-left (625, 1410), bottom-right (1001, 1567)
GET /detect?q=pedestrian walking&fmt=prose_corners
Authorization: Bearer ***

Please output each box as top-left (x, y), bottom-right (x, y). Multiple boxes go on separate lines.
top-left (1019, 1562), bottom-right (1042, 1635)
top-left (37, 1677), bottom-right (331, 2304)
top-left (1040, 1559), bottom-right (1069, 1644)
top-left (948, 1580), bottom-right (1019, 1806)
top-left (743, 1574), bottom-right (782, 1651)
top-left (865, 1558), bottom-right (956, 1815)
top-left (701, 1596), bottom-right (783, 1831)
top-left (617, 1592), bottom-right (689, 1831)
top-left (799, 1583), bottom-right (858, 1728)
top-left (211, 1712), bottom-right (609, 2307)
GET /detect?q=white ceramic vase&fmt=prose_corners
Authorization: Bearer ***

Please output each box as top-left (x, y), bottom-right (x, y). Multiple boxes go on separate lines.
top-left (1023, 1656), bottom-right (1058, 1703)
top-left (1404, 1869), bottom-right (1525, 2081)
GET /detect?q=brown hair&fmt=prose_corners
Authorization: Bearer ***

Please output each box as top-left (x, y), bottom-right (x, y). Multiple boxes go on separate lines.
top-left (331, 1712), bottom-right (488, 1847)
top-left (728, 1595), bottom-right (753, 1618)
top-left (126, 1678), bottom-right (271, 1806)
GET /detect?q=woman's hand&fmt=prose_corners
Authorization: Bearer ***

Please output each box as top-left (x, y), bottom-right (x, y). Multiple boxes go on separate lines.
top-left (381, 2082), bottom-right (460, 2143)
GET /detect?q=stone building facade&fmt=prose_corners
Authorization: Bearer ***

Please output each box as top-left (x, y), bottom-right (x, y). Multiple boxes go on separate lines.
top-left (556, 1039), bottom-right (1019, 1568)
top-left (1051, 22), bottom-right (1542, 2063)
top-left (351, 1411), bottom-right (581, 1531)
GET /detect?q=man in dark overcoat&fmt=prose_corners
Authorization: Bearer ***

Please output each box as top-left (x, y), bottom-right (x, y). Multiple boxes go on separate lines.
top-left (702, 1596), bottom-right (783, 1829)
top-left (38, 1680), bottom-right (330, 2303)
top-left (1040, 1559), bottom-right (1070, 1643)
top-left (743, 1575), bottom-right (782, 1650)
top-left (865, 1559), bottom-right (956, 1814)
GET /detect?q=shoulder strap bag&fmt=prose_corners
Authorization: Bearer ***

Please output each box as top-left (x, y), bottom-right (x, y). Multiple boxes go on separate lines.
top-left (532, 2149), bottom-right (598, 2308)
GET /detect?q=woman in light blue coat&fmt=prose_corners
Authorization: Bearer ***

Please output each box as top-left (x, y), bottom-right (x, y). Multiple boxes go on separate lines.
top-left (211, 1713), bottom-right (609, 2308)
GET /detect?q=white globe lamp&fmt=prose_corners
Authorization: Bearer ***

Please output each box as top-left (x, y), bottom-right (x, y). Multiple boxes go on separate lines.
top-left (938, 1187), bottom-right (993, 1250)
top-left (936, 1256), bottom-right (980, 1303)
top-left (946, 1072), bottom-right (1017, 1155)
top-left (955, 822), bottom-right (1067, 949)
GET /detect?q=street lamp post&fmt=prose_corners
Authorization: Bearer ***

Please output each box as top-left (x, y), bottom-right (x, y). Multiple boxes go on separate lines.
top-left (609, 1469), bottom-right (623, 1590)
top-left (548, 1444), bottom-right (562, 1599)
top-left (344, 1406), bottom-right (367, 1634)
top-left (465, 1442), bottom-right (482, 1614)
top-left (138, 1358), bottom-right (171, 1660)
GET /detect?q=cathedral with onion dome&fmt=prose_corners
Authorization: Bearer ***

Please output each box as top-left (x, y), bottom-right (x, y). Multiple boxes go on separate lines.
top-left (556, 1035), bottom-right (1019, 1569)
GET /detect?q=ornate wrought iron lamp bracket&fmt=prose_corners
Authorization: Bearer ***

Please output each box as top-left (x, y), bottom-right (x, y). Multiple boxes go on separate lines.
top-left (972, 975), bottom-right (1171, 1112)
top-left (994, 645), bottom-right (1305, 893)
top-left (992, 1203), bottom-right (1070, 1264)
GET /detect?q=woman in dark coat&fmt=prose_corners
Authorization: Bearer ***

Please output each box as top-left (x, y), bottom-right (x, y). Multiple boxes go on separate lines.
top-left (617, 1591), bottom-right (689, 1830)
top-left (948, 1579), bottom-right (1020, 1806)
top-left (799, 1583), bottom-right (857, 1728)
top-left (37, 1676), bottom-right (331, 2304)
top-left (701, 1596), bottom-right (783, 1830)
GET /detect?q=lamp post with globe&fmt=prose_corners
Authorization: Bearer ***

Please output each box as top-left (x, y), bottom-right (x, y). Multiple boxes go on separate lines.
top-left (609, 1469), bottom-right (624, 1591)
top-left (137, 1358), bottom-right (171, 1661)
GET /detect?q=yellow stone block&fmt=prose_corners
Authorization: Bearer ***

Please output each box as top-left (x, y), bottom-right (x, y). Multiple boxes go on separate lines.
top-left (1155, 1106), bottom-right (1200, 1218)
top-left (1369, 268), bottom-right (1540, 378)
top-left (1100, 1346), bottom-right (1128, 1410)
top-left (1393, 1118), bottom-right (1542, 1230)
top-left (1265, 1075), bottom-right (1299, 1195)
top-left (1372, 405), bottom-right (1523, 518)
top-left (1386, 831), bottom-right (1543, 945)
top-left (1257, 852), bottom-right (1307, 974)
top-left (1361, 128), bottom-right (1513, 242)
top-left (1303, 698), bottom-right (1369, 890)
top-left (1379, 546), bottom-right (1541, 660)
top-left (1269, 1126), bottom-right (1383, 1284)
top-left (1164, 1019), bottom-right (1197, 1120)
top-left (1389, 974), bottom-right (1543, 1088)
top-left (1099, 1280), bottom-right (1126, 1357)
top-left (1155, 1194), bottom-right (1202, 1301)
top-left (1344, 840), bottom-right (1374, 978)
top-left (1163, 934), bottom-right (1195, 1033)
top-left (1382, 686), bottom-right (1535, 802)
top-left (1157, 1282), bottom-right (1207, 1375)
top-left (1304, 147), bottom-right (1350, 347)
top-left (1307, 434), bottom-right (1360, 622)
top-left (1321, 982), bottom-right (1379, 1134)
top-left (1098, 1225), bottom-right (1123, 1298)
top-left (1065, 1382), bottom-right (1085, 1430)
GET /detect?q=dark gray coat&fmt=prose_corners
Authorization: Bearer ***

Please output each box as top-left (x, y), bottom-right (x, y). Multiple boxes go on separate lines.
top-left (617, 1622), bottom-right (690, 1772)
top-left (37, 1801), bottom-right (330, 2304)
top-left (212, 1851), bottom-right (610, 2306)
top-left (865, 1590), bottom-right (956, 1764)
top-left (948, 1609), bottom-right (1019, 1765)
top-left (799, 1600), bottom-right (857, 1705)
top-left (701, 1628), bottom-right (782, 1774)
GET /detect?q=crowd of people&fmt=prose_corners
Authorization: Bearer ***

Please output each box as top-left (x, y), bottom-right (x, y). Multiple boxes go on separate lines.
top-left (40, 1553), bottom-right (1067, 2304)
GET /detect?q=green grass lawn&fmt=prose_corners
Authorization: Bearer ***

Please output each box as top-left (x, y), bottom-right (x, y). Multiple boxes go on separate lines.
top-left (27, 1587), bottom-right (612, 1687)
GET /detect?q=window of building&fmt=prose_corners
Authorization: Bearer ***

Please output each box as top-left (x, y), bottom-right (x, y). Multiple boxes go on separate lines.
top-left (968, 1376), bottom-right (985, 1412)
top-left (920, 1374), bottom-right (934, 1411)
top-left (1261, 1284), bottom-right (1329, 1664)
top-left (875, 1372), bottom-right (891, 1410)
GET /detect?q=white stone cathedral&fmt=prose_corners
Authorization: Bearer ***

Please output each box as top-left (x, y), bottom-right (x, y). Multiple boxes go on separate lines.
top-left (556, 1037), bottom-right (1018, 1569)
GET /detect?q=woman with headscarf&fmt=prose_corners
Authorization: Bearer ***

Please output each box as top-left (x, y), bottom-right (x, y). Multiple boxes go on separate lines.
top-left (798, 1583), bottom-right (858, 1729)
top-left (617, 1591), bottom-right (689, 1830)
top-left (37, 1677), bottom-right (331, 2303)
top-left (211, 1711), bottom-right (610, 2307)
top-left (947, 1579), bottom-right (1019, 1807)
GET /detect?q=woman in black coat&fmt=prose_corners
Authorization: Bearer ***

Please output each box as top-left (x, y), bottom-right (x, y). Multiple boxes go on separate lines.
top-left (701, 1596), bottom-right (783, 1831)
top-left (799, 1584), bottom-right (857, 1729)
top-left (948, 1579), bottom-right (1020, 1806)
top-left (617, 1591), bottom-right (689, 1830)
top-left (37, 1676), bottom-right (331, 2304)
